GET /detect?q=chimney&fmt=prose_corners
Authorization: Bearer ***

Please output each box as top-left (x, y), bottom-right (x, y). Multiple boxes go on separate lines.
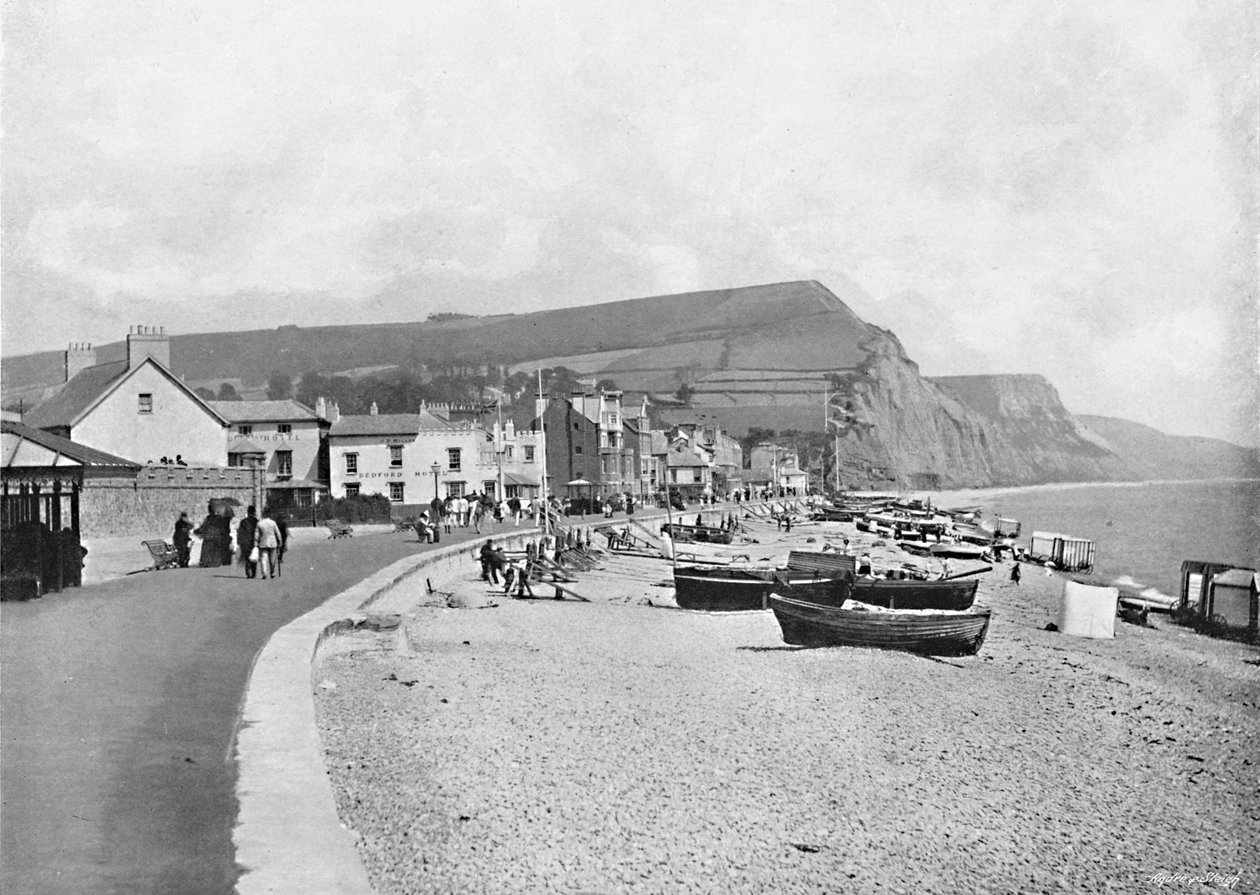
top-left (126, 325), bottom-right (171, 370)
top-left (314, 396), bottom-right (327, 420)
top-left (330, 401), bottom-right (341, 424)
top-left (64, 342), bottom-right (97, 382)
top-left (369, 401), bottom-right (378, 416)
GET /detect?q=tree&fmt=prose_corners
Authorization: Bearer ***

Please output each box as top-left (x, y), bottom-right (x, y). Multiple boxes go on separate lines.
top-left (675, 383), bottom-right (695, 404)
top-left (266, 370), bottom-right (293, 400)
top-left (193, 387), bottom-right (216, 401)
top-left (596, 378), bottom-right (620, 393)
top-left (216, 383), bottom-right (242, 401)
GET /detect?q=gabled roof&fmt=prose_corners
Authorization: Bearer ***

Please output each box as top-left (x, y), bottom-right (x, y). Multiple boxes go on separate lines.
top-left (666, 443), bottom-right (708, 467)
top-left (21, 359), bottom-right (229, 430)
top-left (1, 421), bottom-right (142, 469)
top-left (209, 400), bottom-right (322, 423)
top-left (20, 361), bottom-right (129, 429)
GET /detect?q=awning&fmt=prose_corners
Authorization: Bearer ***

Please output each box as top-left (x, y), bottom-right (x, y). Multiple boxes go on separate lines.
top-left (566, 478), bottom-right (593, 486)
top-left (227, 438), bottom-right (267, 454)
top-left (502, 471), bottom-right (539, 487)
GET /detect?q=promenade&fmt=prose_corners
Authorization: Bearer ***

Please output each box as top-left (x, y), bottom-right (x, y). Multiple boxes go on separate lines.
top-left (0, 521), bottom-right (494, 895)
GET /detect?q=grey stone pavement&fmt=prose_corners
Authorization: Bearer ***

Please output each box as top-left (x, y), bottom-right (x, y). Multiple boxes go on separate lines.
top-left (0, 520), bottom-right (493, 895)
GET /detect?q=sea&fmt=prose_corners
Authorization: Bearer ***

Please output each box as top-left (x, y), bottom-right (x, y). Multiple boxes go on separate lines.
top-left (932, 479), bottom-right (1260, 601)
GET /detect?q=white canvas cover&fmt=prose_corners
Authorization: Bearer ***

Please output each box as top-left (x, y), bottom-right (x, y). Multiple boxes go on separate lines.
top-left (1058, 580), bottom-right (1118, 639)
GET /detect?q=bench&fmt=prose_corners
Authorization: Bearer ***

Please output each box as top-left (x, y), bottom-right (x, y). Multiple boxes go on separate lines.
top-left (142, 539), bottom-right (180, 571)
top-left (325, 519), bottom-right (354, 539)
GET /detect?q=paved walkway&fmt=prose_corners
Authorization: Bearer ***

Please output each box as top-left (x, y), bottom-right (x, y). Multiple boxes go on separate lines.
top-left (0, 522), bottom-right (493, 895)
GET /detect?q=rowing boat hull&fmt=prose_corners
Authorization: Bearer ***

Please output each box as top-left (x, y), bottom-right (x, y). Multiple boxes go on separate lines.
top-left (662, 524), bottom-right (734, 545)
top-left (673, 568), bottom-right (849, 611)
top-left (768, 594), bottom-right (992, 655)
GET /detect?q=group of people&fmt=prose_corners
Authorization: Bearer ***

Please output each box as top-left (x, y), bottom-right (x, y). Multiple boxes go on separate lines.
top-left (156, 455), bottom-right (188, 466)
top-left (478, 539), bottom-right (536, 598)
top-left (181, 501), bottom-right (288, 578)
top-left (416, 492), bottom-right (553, 537)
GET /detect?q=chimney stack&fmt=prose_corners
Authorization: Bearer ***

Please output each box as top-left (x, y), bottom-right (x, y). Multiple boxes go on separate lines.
top-left (64, 342), bottom-right (97, 382)
top-left (369, 401), bottom-right (378, 416)
top-left (314, 396), bottom-right (327, 420)
top-left (126, 325), bottom-right (171, 370)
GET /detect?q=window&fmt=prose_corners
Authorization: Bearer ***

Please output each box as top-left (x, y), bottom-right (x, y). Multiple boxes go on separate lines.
top-left (277, 424), bottom-right (292, 435)
top-left (227, 453), bottom-right (242, 468)
top-left (445, 482), bottom-right (466, 498)
top-left (504, 445), bottom-right (514, 459)
top-left (345, 453), bottom-right (358, 475)
top-left (574, 445), bottom-right (583, 455)
top-left (670, 469), bottom-right (678, 483)
top-left (574, 422), bottom-right (581, 431)
top-left (345, 483), bottom-right (360, 498)
top-left (276, 450), bottom-right (293, 479)
top-left (447, 448), bottom-right (461, 471)
top-left (294, 490), bottom-right (312, 509)
top-left (524, 445), bottom-right (535, 462)
top-left (238, 424), bottom-right (252, 436)
top-left (389, 445), bottom-right (403, 468)
top-left (388, 482), bottom-right (405, 502)
top-left (138, 393), bottom-right (153, 414)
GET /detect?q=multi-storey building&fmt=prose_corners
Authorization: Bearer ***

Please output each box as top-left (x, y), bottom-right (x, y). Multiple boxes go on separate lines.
top-left (209, 399), bottom-right (331, 510)
top-left (328, 403), bottom-right (542, 505)
top-left (531, 389), bottom-right (634, 501)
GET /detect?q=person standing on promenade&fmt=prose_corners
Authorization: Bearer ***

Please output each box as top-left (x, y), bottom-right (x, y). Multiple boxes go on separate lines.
top-left (274, 512), bottom-right (289, 576)
top-left (1010, 562), bottom-right (1021, 586)
top-left (256, 509), bottom-right (282, 579)
top-left (173, 512), bottom-right (194, 568)
top-left (237, 506), bottom-right (259, 579)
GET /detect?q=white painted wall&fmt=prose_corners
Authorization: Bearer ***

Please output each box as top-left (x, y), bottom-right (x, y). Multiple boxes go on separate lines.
top-left (73, 365), bottom-right (226, 465)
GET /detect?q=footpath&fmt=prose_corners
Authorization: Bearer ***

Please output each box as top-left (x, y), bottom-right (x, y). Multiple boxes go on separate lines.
top-left (0, 520), bottom-right (498, 895)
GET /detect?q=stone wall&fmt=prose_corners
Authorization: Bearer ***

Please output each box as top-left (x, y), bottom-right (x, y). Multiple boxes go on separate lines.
top-left (81, 466), bottom-right (264, 538)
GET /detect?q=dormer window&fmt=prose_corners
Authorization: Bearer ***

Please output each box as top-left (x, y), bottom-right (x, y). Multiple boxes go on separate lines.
top-left (238, 425), bottom-right (253, 436)
top-left (389, 445), bottom-right (403, 468)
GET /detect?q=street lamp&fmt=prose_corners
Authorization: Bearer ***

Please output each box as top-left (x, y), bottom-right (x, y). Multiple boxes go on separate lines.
top-left (430, 462), bottom-right (441, 500)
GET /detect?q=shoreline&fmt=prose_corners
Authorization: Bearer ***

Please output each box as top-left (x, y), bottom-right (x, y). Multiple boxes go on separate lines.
top-left (853, 476), bottom-right (1260, 507)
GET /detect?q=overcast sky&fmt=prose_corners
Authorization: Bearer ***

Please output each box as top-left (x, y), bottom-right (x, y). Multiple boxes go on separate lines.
top-left (3, 1), bottom-right (1256, 444)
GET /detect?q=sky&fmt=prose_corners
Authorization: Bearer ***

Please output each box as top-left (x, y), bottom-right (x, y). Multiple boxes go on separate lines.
top-left (2, 0), bottom-right (1257, 445)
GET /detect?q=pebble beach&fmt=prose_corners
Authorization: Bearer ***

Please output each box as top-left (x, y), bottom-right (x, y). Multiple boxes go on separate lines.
top-left (315, 515), bottom-right (1259, 893)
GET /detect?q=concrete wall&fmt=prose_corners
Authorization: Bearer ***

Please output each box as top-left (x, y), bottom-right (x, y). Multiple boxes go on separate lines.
top-left (73, 364), bottom-right (226, 465)
top-left (80, 466), bottom-right (262, 538)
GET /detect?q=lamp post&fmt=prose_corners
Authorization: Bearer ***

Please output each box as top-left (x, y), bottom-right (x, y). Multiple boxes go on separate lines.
top-left (430, 462), bottom-right (441, 500)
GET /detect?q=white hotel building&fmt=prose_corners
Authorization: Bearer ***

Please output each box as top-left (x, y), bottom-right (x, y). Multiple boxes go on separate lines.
top-left (328, 403), bottom-right (544, 505)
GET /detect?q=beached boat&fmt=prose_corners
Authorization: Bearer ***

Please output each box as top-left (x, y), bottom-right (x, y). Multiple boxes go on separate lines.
top-left (928, 541), bottom-right (989, 559)
top-left (767, 594), bottom-right (993, 655)
top-left (775, 576), bottom-right (977, 610)
top-left (661, 523), bottom-right (734, 545)
top-left (673, 567), bottom-right (849, 611)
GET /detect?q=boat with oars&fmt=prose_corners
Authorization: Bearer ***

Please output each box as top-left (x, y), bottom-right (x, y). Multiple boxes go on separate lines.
top-left (673, 567), bottom-right (849, 612)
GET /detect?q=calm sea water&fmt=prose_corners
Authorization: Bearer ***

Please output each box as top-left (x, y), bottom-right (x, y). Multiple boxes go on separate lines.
top-left (945, 479), bottom-right (1260, 599)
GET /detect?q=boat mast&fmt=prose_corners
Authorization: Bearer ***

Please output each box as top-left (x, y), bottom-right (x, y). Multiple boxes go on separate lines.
top-left (537, 368), bottom-right (550, 535)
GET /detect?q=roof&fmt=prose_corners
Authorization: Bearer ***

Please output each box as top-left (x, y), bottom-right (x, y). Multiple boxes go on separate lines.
top-left (650, 431), bottom-right (670, 454)
top-left (227, 438), bottom-right (267, 454)
top-left (21, 361), bottom-right (129, 429)
top-left (208, 400), bottom-right (321, 423)
top-left (666, 444), bottom-right (708, 467)
top-left (21, 358), bottom-right (229, 430)
top-left (1213, 568), bottom-right (1258, 588)
top-left (265, 477), bottom-right (327, 490)
top-left (1, 421), bottom-right (142, 469)
top-left (331, 414), bottom-right (424, 437)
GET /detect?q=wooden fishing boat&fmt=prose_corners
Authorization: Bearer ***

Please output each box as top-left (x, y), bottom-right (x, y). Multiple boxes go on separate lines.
top-left (661, 523), bottom-right (734, 545)
top-left (767, 594), bottom-right (993, 655)
top-left (775, 575), bottom-right (977, 610)
top-left (673, 567), bottom-right (849, 611)
top-left (929, 541), bottom-right (989, 559)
